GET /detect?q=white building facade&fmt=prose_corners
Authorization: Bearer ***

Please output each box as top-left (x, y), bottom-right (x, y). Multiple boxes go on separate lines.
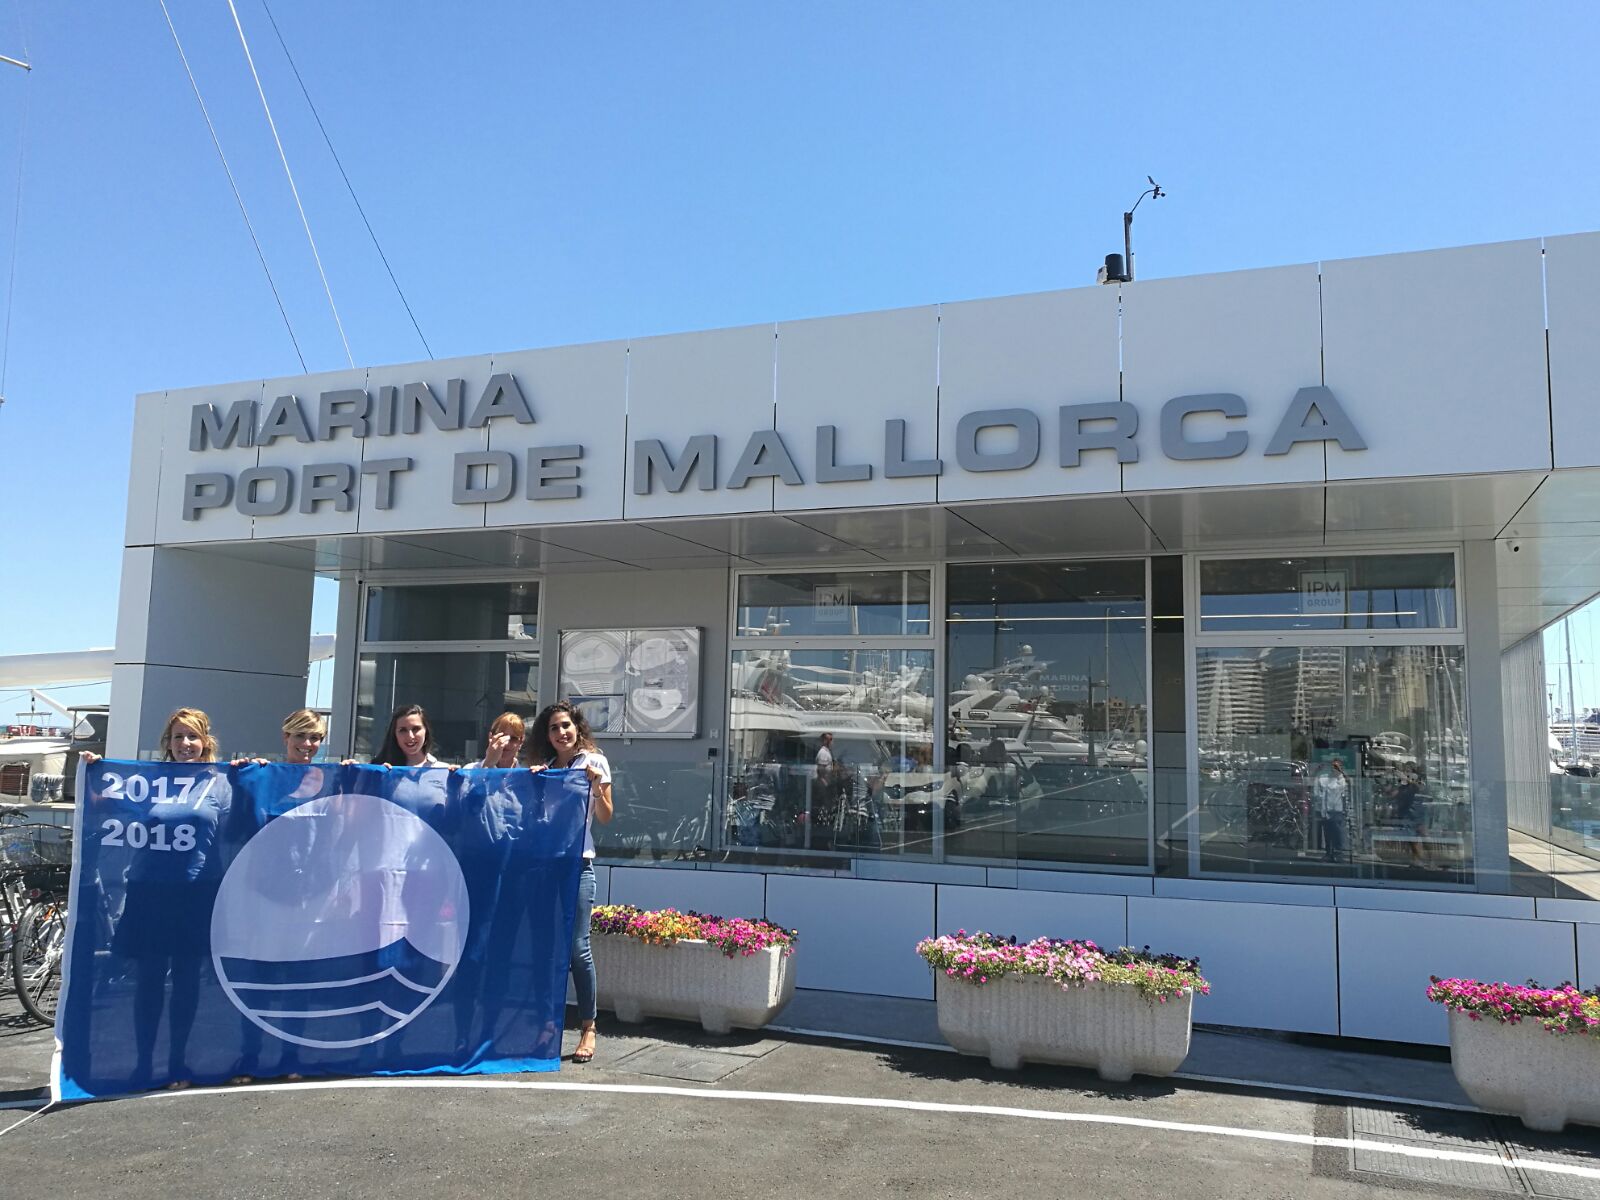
top-left (112, 233), bottom-right (1600, 1045)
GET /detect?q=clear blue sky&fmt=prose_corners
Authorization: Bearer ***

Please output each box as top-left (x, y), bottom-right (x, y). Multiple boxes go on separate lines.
top-left (1, 1), bottom-right (1598, 716)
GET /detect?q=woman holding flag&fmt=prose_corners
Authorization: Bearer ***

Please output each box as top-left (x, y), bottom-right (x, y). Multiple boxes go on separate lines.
top-left (526, 702), bottom-right (612, 1064)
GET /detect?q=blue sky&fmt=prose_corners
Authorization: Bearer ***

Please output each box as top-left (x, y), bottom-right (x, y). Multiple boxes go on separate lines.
top-left (1, 1), bottom-right (1598, 717)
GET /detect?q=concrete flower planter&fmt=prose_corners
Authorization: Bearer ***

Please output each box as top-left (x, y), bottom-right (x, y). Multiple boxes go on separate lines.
top-left (593, 934), bottom-right (797, 1034)
top-left (1447, 1009), bottom-right (1600, 1132)
top-left (934, 974), bottom-right (1193, 1081)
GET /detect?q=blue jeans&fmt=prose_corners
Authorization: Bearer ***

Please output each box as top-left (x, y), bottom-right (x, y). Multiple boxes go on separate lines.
top-left (571, 862), bottom-right (597, 1022)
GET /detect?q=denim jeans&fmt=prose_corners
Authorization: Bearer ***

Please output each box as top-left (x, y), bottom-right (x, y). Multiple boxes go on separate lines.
top-left (571, 861), bottom-right (597, 1022)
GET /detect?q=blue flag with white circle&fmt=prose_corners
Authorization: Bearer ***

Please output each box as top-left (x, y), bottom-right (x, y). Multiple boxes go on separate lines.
top-left (54, 761), bottom-right (588, 1100)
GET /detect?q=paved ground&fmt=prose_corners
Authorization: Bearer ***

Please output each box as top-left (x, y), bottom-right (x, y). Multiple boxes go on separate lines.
top-left (2, 989), bottom-right (1598, 1198)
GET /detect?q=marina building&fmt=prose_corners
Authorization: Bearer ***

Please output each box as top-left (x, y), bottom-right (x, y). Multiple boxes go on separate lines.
top-left (111, 232), bottom-right (1600, 1045)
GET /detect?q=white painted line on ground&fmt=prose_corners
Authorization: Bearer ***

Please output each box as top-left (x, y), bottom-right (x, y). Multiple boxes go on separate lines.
top-left (127, 1075), bottom-right (1600, 1181)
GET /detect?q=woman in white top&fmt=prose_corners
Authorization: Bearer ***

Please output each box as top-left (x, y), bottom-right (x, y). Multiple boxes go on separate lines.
top-left (526, 701), bottom-right (611, 1064)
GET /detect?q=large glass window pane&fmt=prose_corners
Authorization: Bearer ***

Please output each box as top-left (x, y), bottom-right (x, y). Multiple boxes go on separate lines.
top-left (355, 651), bottom-right (539, 762)
top-left (1200, 554), bottom-right (1456, 632)
top-left (736, 571), bottom-right (930, 638)
top-left (364, 581), bottom-right (539, 642)
top-left (727, 649), bottom-right (935, 856)
top-left (1196, 644), bottom-right (1472, 882)
top-left (945, 561), bottom-right (1150, 868)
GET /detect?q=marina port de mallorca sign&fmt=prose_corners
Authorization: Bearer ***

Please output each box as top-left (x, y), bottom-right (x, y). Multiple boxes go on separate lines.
top-left (175, 375), bottom-right (1367, 523)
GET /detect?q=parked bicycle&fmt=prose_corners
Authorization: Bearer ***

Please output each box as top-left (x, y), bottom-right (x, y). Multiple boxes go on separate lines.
top-left (0, 818), bottom-right (72, 1024)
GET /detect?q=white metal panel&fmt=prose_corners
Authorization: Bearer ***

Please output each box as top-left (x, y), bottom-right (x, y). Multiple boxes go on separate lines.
top-left (486, 341), bottom-right (629, 526)
top-left (607, 865), bottom-right (766, 918)
top-left (935, 884), bottom-right (1127, 950)
top-left (1324, 474), bottom-right (1543, 545)
top-left (785, 507), bottom-right (1010, 559)
top-left (1152, 878), bottom-right (1334, 907)
top-left (1580, 922), bottom-right (1600, 991)
top-left (105, 664), bottom-right (145, 758)
top-left (593, 864), bottom-right (612, 906)
top-left (153, 380), bottom-right (261, 543)
top-left (141, 547), bottom-right (313, 678)
top-left (856, 861), bottom-right (987, 885)
top-left (955, 495), bottom-right (1164, 555)
top-left (252, 367), bottom-right (370, 539)
top-left (775, 306), bottom-right (939, 511)
top-left (1012, 869), bottom-right (1156, 896)
top-left (1321, 240), bottom-right (1551, 480)
top-left (125, 392), bottom-right (166, 547)
top-left (1336, 908), bottom-right (1576, 1044)
top-left (112, 546), bottom-right (154, 666)
top-left (1121, 264), bottom-right (1327, 492)
top-left (1535, 898), bottom-right (1600, 924)
top-left (1130, 486), bottom-right (1324, 550)
top-left (765, 874), bottom-right (935, 998)
top-left (1546, 233), bottom-right (1600, 468)
top-left (1332, 888), bottom-right (1535, 919)
top-left (936, 288), bottom-right (1121, 503)
top-left (623, 324), bottom-right (778, 519)
top-left (357, 355), bottom-right (493, 535)
top-left (641, 514), bottom-right (871, 563)
top-left (1128, 896), bottom-right (1339, 1034)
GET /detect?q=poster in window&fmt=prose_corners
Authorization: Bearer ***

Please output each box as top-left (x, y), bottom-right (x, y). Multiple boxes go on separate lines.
top-left (625, 628), bottom-right (700, 736)
top-left (559, 627), bottom-right (701, 739)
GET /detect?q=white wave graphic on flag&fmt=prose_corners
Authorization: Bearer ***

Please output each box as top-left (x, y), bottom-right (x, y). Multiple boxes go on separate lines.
top-left (212, 792), bottom-right (469, 1049)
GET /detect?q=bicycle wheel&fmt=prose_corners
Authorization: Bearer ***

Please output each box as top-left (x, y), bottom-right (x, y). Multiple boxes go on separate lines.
top-left (13, 901), bottom-right (66, 1025)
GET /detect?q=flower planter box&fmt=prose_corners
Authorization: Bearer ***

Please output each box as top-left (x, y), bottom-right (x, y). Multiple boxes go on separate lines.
top-left (934, 973), bottom-right (1193, 1081)
top-left (1447, 1009), bottom-right (1600, 1132)
top-left (593, 934), bottom-right (797, 1035)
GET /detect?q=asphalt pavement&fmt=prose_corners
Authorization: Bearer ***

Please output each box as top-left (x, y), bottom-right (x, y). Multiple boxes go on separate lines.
top-left (2, 989), bottom-right (1598, 1199)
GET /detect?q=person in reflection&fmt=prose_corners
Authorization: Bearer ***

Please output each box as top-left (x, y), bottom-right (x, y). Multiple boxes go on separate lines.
top-left (1395, 767), bottom-right (1427, 868)
top-left (1312, 759), bottom-right (1349, 864)
top-left (526, 702), bottom-right (611, 1064)
top-left (108, 708), bottom-right (232, 1090)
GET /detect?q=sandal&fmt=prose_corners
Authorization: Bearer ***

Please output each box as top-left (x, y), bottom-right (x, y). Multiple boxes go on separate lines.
top-left (572, 1028), bottom-right (597, 1064)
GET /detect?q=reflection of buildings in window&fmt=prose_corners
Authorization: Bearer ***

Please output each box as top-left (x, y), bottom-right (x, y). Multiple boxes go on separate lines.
top-left (1266, 646), bottom-right (1346, 734)
top-left (1197, 653), bottom-right (1266, 738)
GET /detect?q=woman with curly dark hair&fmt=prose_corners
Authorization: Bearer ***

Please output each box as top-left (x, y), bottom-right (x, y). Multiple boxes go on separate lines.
top-left (526, 701), bottom-right (612, 1063)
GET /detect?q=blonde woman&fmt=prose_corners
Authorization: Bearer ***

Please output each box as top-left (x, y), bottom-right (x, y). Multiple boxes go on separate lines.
top-left (107, 707), bottom-right (231, 1088)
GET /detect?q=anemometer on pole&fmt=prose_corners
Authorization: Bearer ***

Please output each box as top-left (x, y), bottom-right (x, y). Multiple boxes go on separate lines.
top-left (1098, 177), bottom-right (1166, 284)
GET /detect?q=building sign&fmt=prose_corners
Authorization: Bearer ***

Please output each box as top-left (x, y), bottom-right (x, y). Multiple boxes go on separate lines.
top-left (813, 585), bottom-right (851, 623)
top-left (175, 378), bottom-right (1367, 522)
top-left (1300, 570), bottom-right (1349, 616)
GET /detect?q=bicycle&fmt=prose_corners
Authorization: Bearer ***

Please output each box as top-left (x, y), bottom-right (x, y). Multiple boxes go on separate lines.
top-left (0, 821), bottom-right (72, 1024)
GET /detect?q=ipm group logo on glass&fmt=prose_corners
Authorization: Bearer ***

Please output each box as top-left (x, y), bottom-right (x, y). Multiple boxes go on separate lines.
top-left (212, 792), bottom-right (470, 1048)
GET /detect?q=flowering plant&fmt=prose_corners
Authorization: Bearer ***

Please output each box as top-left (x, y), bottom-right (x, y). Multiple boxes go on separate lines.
top-left (591, 904), bottom-right (798, 958)
top-left (916, 930), bottom-right (1208, 1002)
top-left (1426, 977), bottom-right (1600, 1036)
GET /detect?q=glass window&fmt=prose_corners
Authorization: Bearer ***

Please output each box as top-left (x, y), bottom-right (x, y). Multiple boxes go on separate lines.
top-left (1199, 554), bottom-right (1456, 632)
top-left (355, 650), bottom-right (539, 763)
top-left (1196, 644), bottom-right (1471, 882)
top-left (727, 649), bottom-right (935, 856)
top-left (736, 571), bottom-right (930, 638)
top-left (945, 561), bottom-right (1150, 868)
top-left (364, 581), bottom-right (539, 643)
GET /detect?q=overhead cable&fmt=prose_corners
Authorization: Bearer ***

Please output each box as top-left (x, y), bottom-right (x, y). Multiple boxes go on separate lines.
top-left (0, 5), bottom-right (33, 406)
top-left (225, 0), bottom-right (354, 368)
top-left (258, 0), bottom-right (433, 360)
top-left (155, 0), bottom-right (306, 371)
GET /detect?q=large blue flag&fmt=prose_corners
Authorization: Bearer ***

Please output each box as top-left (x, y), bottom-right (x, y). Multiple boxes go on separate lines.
top-left (55, 761), bottom-right (589, 1100)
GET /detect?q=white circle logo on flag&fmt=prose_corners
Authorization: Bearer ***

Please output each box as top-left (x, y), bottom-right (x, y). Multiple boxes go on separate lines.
top-left (212, 794), bottom-right (469, 1049)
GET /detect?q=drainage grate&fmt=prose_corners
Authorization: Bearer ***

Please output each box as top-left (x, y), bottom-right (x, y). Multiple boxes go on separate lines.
top-left (1342, 1105), bottom-right (1600, 1197)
